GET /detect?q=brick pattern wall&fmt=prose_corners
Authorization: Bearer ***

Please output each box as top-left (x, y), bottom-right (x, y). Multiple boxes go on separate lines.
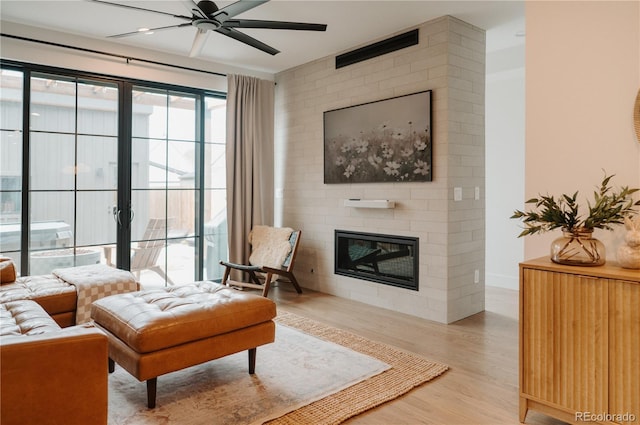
top-left (274, 16), bottom-right (485, 323)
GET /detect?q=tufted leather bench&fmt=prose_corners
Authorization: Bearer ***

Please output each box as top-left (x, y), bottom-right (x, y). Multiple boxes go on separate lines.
top-left (90, 281), bottom-right (277, 408)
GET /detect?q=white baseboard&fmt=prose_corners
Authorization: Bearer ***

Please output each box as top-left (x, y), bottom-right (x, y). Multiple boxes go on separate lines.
top-left (486, 272), bottom-right (519, 290)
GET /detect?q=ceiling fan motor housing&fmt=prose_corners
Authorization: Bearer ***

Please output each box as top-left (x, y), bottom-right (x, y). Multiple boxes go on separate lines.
top-left (196, 0), bottom-right (219, 17)
top-left (192, 0), bottom-right (221, 30)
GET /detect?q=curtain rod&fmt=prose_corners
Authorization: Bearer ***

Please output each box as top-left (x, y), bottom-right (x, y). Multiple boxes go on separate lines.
top-left (1, 33), bottom-right (227, 78)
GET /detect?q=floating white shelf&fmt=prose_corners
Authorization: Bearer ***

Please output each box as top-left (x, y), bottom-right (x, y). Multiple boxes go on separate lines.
top-left (343, 199), bottom-right (395, 209)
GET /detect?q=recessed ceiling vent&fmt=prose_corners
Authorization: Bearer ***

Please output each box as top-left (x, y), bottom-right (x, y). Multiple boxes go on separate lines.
top-left (335, 28), bottom-right (419, 69)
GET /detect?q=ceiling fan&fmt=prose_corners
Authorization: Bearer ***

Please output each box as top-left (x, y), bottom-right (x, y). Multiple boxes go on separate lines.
top-left (90, 0), bottom-right (327, 56)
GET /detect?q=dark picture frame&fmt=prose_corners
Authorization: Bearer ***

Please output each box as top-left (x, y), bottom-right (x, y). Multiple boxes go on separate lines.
top-left (323, 90), bottom-right (432, 184)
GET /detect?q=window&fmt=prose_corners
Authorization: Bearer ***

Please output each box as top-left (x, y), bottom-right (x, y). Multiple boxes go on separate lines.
top-left (203, 96), bottom-right (227, 280)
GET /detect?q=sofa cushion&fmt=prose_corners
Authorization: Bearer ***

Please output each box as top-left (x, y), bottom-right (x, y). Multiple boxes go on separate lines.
top-left (0, 257), bottom-right (17, 284)
top-left (0, 300), bottom-right (61, 337)
top-left (0, 274), bottom-right (77, 316)
top-left (91, 281), bottom-right (277, 353)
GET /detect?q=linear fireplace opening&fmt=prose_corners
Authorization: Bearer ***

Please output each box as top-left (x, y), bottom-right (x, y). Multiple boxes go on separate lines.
top-left (335, 230), bottom-right (419, 291)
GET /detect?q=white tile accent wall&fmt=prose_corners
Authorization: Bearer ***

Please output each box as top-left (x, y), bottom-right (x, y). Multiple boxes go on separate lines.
top-left (274, 16), bottom-right (485, 324)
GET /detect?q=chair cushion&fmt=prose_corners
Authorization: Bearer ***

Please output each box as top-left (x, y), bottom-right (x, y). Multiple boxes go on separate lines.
top-left (0, 300), bottom-right (61, 337)
top-left (248, 225), bottom-right (293, 268)
top-left (91, 281), bottom-right (276, 353)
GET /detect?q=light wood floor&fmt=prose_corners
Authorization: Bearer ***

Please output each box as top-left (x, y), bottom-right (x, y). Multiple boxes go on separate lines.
top-left (267, 284), bottom-right (566, 425)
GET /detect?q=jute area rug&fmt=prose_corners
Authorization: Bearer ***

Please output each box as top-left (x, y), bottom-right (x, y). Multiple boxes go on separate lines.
top-left (107, 311), bottom-right (448, 425)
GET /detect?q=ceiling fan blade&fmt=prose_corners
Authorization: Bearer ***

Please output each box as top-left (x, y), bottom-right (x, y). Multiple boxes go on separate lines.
top-left (216, 27), bottom-right (279, 55)
top-left (107, 23), bottom-right (193, 39)
top-left (223, 19), bottom-right (327, 31)
top-left (89, 0), bottom-right (192, 20)
top-left (189, 29), bottom-right (210, 57)
top-left (213, 0), bottom-right (269, 23)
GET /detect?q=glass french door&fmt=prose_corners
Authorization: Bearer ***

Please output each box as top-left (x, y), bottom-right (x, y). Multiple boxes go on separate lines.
top-left (26, 73), bottom-right (119, 275)
top-left (128, 87), bottom-right (228, 287)
top-left (0, 65), bottom-right (227, 285)
top-left (0, 69), bottom-right (25, 269)
top-left (129, 87), bottom-right (199, 287)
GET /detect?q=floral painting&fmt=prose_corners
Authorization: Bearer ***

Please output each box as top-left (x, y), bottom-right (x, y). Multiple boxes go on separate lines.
top-left (323, 90), bottom-right (432, 184)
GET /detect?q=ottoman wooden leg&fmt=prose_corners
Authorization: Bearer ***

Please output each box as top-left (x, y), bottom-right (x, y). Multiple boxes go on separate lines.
top-left (108, 358), bottom-right (115, 373)
top-left (248, 348), bottom-right (256, 374)
top-left (147, 378), bottom-right (157, 409)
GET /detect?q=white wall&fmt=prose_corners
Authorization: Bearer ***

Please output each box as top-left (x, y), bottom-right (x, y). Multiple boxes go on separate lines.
top-left (525, 1), bottom-right (640, 261)
top-left (275, 16), bottom-right (486, 324)
top-left (486, 46), bottom-right (525, 290)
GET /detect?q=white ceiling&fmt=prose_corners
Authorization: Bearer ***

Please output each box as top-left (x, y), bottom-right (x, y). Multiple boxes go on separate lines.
top-left (0, 0), bottom-right (524, 74)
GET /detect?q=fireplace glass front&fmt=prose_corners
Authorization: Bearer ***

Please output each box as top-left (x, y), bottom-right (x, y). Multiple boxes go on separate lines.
top-left (335, 230), bottom-right (418, 290)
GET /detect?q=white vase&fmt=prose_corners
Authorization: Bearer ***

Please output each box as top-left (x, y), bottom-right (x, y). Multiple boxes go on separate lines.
top-left (618, 245), bottom-right (640, 269)
top-left (617, 217), bottom-right (640, 269)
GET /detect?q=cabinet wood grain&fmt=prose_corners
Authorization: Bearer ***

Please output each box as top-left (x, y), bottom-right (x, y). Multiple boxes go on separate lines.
top-left (520, 258), bottom-right (639, 424)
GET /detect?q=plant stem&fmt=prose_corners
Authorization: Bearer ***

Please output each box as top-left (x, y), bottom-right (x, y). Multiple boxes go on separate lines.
top-left (557, 235), bottom-right (600, 262)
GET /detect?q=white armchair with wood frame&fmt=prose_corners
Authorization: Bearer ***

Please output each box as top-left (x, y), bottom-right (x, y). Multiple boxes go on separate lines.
top-left (219, 225), bottom-right (302, 297)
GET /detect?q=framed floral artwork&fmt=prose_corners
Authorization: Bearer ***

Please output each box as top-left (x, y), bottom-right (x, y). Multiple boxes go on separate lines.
top-left (323, 90), bottom-right (432, 184)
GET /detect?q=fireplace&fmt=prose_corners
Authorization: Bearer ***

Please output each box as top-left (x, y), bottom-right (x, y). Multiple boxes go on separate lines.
top-left (335, 230), bottom-right (419, 290)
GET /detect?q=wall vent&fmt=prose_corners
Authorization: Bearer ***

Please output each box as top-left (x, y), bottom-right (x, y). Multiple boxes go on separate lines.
top-left (335, 29), bottom-right (419, 69)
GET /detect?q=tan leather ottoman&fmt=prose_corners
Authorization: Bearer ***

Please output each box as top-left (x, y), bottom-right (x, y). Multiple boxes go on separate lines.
top-left (90, 281), bottom-right (276, 408)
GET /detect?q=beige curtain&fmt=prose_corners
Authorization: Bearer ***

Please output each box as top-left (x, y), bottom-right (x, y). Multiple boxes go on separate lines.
top-left (225, 74), bottom-right (275, 280)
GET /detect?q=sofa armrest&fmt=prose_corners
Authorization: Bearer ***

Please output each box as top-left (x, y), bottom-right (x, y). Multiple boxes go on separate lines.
top-left (0, 257), bottom-right (17, 284)
top-left (0, 324), bottom-right (108, 425)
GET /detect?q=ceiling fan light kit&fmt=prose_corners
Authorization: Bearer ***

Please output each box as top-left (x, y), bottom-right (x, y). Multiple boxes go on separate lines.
top-left (91, 0), bottom-right (327, 56)
top-left (193, 19), bottom-right (221, 31)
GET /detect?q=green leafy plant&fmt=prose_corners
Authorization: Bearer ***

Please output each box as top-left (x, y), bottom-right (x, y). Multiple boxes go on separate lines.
top-left (511, 173), bottom-right (640, 237)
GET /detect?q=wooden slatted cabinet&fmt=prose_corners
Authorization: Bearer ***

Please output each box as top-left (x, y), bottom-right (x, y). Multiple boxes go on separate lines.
top-left (519, 257), bottom-right (639, 424)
